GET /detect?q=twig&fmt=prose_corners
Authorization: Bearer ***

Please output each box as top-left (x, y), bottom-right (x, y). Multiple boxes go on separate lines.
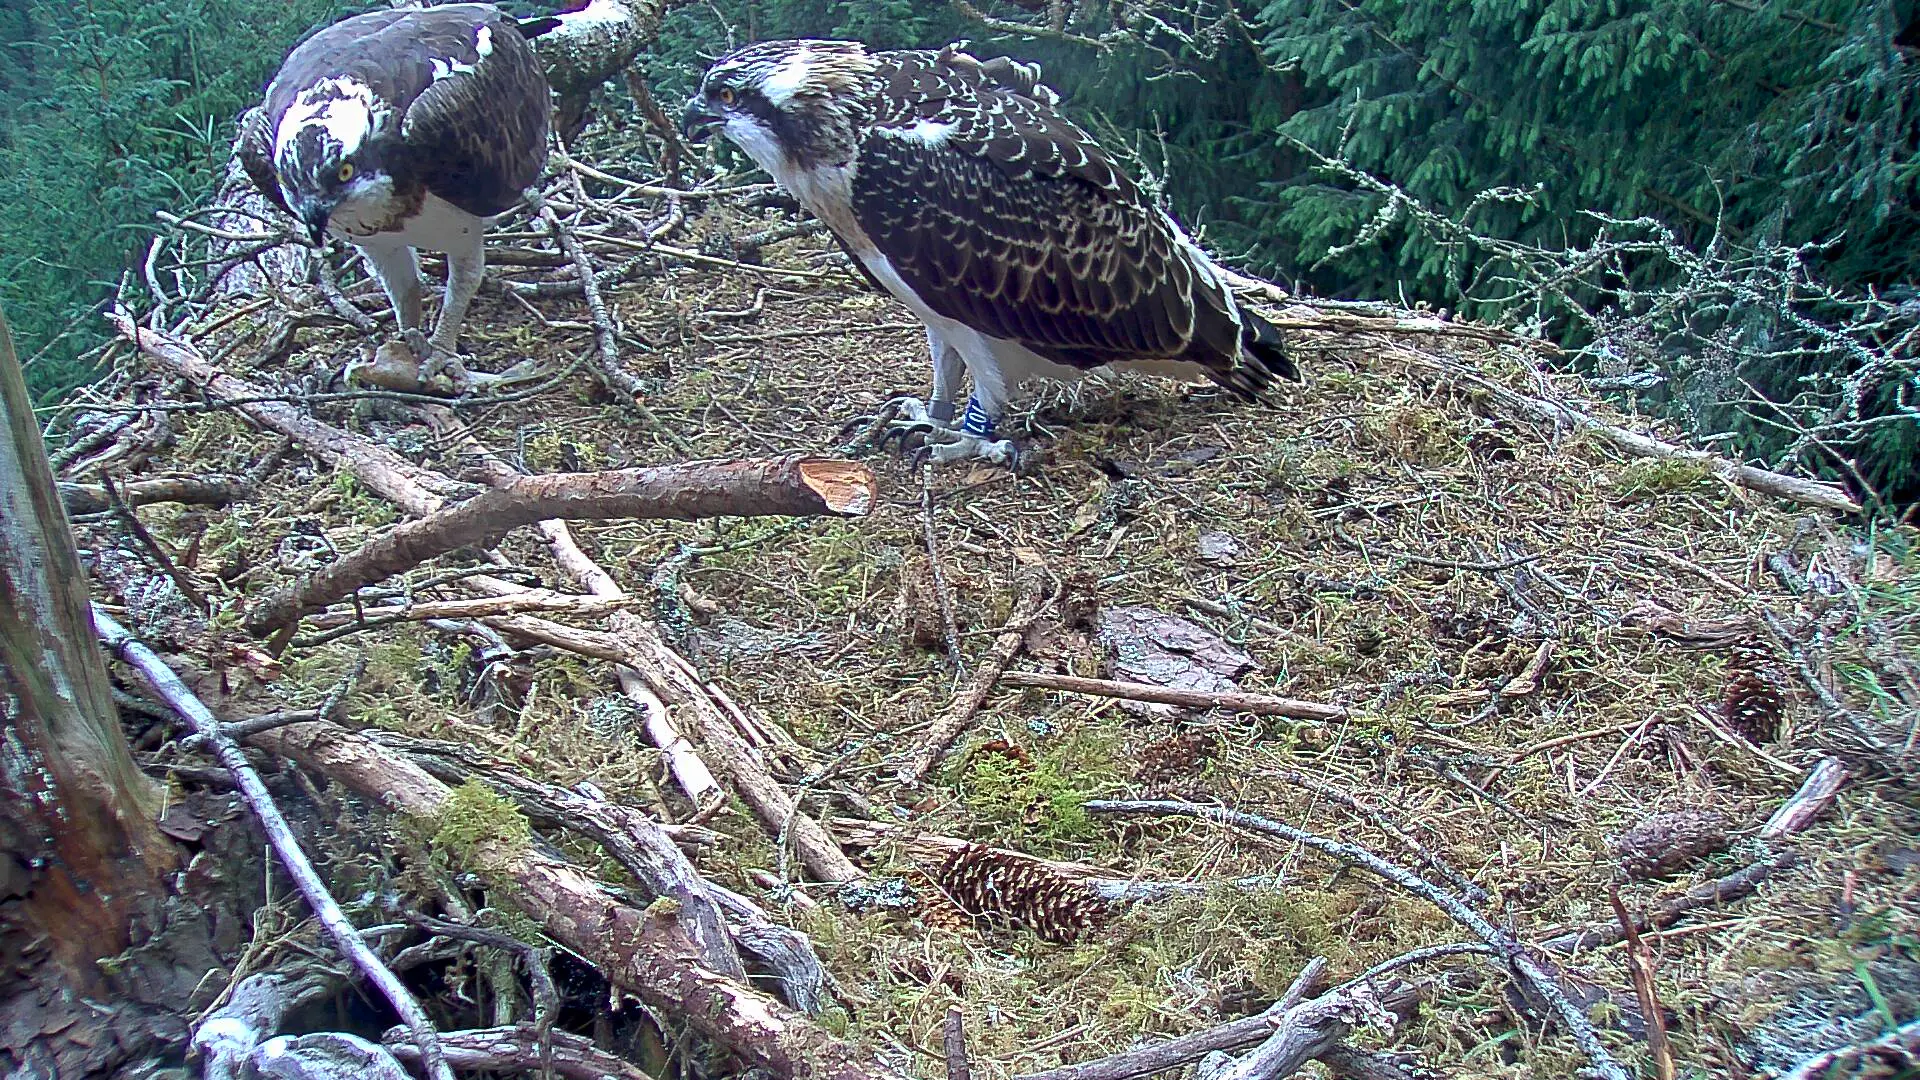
top-left (1217, 961), bottom-right (1401, 1080)
top-left (1778, 1018), bottom-right (1920, 1080)
top-left (944, 1007), bottom-right (972, 1080)
top-left (1387, 344), bottom-right (1860, 513)
top-left (1762, 757), bottom-right (1848, 837)
top-left (1539, 852), bottom-right (1798, 954)
top-left (246, 457), bottom-right (875, 633)
top-left (1609, 888), bottom-right (1675, 1080)
top-left (1275, 769), bottom-right (1488, 904)
top-left (896, 573), bottom-right (1059, 785)
top-left (91, 606), bottom-right (456, 1080)
top-left (532, 195), bottom-right (695, 456)
top-left (1002, 671), bottom-right (1349, 722)
top-left (301, 590), bottom-right (638, 632)
top-left (921, 464), bottom-right (967, 676)
top-left (101, 474), bottom-right (209, 613)
top-left (222, 709), bottom-right (323, 741)
top-left (384, 1024), bottom-right (657, 1080)
top-left (1084, 799), bottom-right (1631, 1080)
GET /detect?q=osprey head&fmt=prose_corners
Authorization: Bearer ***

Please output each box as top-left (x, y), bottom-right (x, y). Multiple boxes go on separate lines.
top-left (272, 77), bottom-right (397, 246)
top-left (683, 40), bottom-right (878, 171)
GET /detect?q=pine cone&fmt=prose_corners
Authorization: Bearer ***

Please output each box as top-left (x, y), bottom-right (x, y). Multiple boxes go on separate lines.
top-left (918, 891), bottom-right (978, 935)
top-left (1722, 640), bottom-right (1786, 744)
top-left (933, 844), bottom-right (1111, 944)
top-left (1134, 730), bottom-right (1219, 785)
top-left (1611, 808), bottom-right (1731, 881)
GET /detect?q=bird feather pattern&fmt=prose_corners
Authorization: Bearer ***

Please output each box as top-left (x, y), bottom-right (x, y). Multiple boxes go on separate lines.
top-left (848, 47), bottom-right (1285, 390)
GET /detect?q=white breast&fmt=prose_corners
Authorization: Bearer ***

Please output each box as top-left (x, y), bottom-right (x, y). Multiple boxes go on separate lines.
top-left (332, 191), bottom-right (481, 253)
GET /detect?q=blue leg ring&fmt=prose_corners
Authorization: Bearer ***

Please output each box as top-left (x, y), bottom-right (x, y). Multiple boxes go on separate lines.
top-left (960, 396), bottom-right (995, 438)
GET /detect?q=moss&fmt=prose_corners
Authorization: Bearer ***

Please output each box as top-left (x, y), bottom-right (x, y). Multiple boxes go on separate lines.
top-left (957, 732), bottom-right (1118, 847)
top-left (1614, 457), bottom-right (1716, 498)
top-left (433, 781), bottom-right (532, 871)
top-left (1365, 403), bottom-right (1466, 465)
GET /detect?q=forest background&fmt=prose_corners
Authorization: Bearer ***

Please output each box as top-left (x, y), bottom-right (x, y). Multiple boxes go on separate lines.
top-left (2, 0), bottom-right (1914, 500)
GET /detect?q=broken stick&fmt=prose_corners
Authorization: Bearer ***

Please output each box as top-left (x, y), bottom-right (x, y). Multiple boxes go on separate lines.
top-left (243, 719), bottom-right (897, 1080)
top-left (896, 573), bottom-right (1058, 785)
top-left (1003, 671), bottom-right (1349, 722)
top-left (247, 456), bottom-right (874, 633)
top-left (93, 607), bottom-right (457, 1080)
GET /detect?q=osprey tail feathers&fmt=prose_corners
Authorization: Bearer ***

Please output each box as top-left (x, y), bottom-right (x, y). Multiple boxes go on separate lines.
top-left (1202, 305), bottom-right (1299, 402)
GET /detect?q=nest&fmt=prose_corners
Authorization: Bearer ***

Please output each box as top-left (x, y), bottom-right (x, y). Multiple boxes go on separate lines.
top-left (58, 153), bottom-right (1919, 1079)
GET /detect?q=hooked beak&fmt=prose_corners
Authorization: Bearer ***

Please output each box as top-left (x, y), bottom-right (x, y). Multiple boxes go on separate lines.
top-left (681, 96), bottom-right (722, 143)
top-left (295, 198), bottom-right (334, 248)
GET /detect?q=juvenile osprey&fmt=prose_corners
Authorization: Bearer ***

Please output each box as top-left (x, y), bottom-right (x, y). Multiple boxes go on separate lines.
top-left (684, 40), bottom-right (1298, 466)
top-left (239, 4), bottom-right (553, 360)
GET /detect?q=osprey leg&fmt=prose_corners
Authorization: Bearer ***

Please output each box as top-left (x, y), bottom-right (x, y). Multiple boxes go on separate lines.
top-left (358, 242), bottom-right (424, 339)
top-left (430, 233), bottom-right (487, 354)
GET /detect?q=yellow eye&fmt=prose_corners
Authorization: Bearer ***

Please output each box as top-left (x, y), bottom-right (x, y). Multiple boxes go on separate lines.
top-left (716, 87), bottom-right (736, 105)
top-left (337, 162), bottom-right (355, 182)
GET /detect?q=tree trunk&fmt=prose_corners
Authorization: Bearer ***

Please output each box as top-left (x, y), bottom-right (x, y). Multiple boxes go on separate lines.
top-left (0, 306), bottom-right (179, 1070)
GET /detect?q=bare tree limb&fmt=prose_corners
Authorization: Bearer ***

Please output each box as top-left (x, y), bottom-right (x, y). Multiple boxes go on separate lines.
top-left (61, 475), bottom-right (252, 515)
top-left (1002, 671), bottom-right (1348, 722)
top-left (239, 718), bottom-right (899, 1080)
top-left (246, 456), bottom-right (874, 634)
top-left (92, 607), bottom-right (456, 1080)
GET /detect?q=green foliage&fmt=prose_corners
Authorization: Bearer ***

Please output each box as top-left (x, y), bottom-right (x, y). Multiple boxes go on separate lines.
top-left (6, 0), bottom-right (1913, 493)
top-left (0, 0), bottom-right (361, 401)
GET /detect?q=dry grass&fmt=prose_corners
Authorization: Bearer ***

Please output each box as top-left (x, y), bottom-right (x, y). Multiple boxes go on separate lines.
top-left (72, 210), bottom-right (1920, 1079)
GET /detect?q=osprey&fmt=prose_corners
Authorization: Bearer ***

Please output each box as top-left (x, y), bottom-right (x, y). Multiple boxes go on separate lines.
top-left (239, 4), bottom-right (553, 361)
top-left (683, 40), bottom-right (1298, 466)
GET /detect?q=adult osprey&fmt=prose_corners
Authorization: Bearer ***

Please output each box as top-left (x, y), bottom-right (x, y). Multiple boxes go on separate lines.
top-left (238, 4), bottom-right (553, 361)
top-left (683, 40), bottom-right (1298, 466)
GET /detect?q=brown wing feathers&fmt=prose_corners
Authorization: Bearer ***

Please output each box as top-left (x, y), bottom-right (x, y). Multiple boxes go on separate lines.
top-left (853, 47), bottom-right (1291, 395)
top-left (239, 4), bottom-right (548, 219)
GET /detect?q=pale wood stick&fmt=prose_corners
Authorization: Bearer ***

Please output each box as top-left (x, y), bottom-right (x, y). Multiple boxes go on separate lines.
top-left (93, 608), bottom-right (455, 1080)
top-left (1002, 671), bottom-right (1349, 722)
top-left (1610, 888), bottom-right (1676, 1080)
top-left (1762, 757), bottom-right (1848, 838)
top-left (421, 407), bottom-right (723, 809)
top-left (246, 456), bottom-right (874, 633)
top-left (242, 719), bottom-right (902, 1080)
top-left (304, 590), bottom-right (638, 628)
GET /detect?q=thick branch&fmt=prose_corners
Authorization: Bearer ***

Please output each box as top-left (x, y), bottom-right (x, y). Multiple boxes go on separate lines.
top-left (60, 475), bottom-right (252, 515)
top-left (110, 312), bottom-right (465, 514)
top-left (241, 720), bottom-right (899, 1080)
top-left (247, 457), bottom-right (873, 633)
top-left (385, 1024), bottom-right (657, 1080)
top-left (1002, 671), bottom-right (1349, 722)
